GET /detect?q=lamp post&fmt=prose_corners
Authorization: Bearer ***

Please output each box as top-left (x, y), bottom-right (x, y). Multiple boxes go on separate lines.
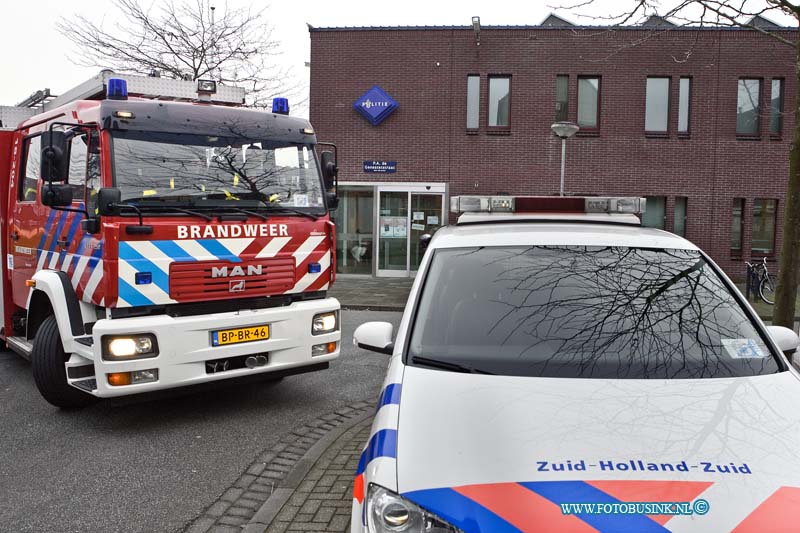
top-left (550, 121), bottom-right (580, 196)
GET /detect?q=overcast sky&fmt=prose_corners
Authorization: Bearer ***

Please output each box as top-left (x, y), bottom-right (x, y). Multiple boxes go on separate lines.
top-left (1, 0), bottom-right (793, 114)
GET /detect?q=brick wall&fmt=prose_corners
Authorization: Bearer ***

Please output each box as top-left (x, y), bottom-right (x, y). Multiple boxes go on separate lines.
top-left (309, 25), bottom-right (795, 279)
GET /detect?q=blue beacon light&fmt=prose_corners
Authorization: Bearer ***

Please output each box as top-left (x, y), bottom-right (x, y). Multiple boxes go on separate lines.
top-left (272, 97), bottom-right (289, 115)
top-left (107, 78), bottom-right (129, 100)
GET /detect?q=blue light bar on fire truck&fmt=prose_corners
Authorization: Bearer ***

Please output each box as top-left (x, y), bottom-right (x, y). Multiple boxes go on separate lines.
top-left (450, 196), bottom-right (647, 215)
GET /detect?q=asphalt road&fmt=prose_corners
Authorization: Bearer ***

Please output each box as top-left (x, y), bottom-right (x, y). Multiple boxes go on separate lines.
top-left (0, 309), bottom-right (401, 533)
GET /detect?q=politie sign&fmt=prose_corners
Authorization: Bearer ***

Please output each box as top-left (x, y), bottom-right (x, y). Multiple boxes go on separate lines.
top-left (353, 85), bottom-right (398, 126)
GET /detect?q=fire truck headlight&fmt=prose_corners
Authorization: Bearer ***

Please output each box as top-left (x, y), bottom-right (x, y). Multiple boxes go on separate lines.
top-left (312, 311), bottom-right (339, 335)
top-left (102, 334), bottom-right (158, 360)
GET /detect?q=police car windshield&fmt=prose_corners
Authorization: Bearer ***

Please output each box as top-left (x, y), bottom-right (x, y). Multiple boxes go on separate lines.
top-left (112, 131), bottom-right (325, 211)
top-left (408, 246), bottom-right (781, 379)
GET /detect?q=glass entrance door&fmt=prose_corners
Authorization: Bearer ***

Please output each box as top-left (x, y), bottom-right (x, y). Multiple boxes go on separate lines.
top-left (377, 191), bottom-right (409, 277)
top-left (376, 187), bottom-right (445, 277)
top-left (410, 193), bottom-right (444, 272)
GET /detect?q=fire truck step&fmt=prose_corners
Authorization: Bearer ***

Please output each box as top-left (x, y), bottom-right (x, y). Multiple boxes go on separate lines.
top-left (6, 336), bottom-right (33, 360)
top-left (71, 378), bottom-right (97, 393)
top-left (74, 336), bottom-right (94, 346)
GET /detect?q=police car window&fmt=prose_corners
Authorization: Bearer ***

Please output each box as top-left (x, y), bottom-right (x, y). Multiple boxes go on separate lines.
top-left (408, 246), bottom-right (780, 379)
top-left (20, 135), bottom-right (41, 202)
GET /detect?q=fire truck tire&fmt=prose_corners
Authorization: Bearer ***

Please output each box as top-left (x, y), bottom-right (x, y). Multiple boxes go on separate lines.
top-left (31, 315), bottom-right (97, 409)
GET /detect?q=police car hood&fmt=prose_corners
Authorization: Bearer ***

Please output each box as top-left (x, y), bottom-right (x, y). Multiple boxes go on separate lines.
top-left (396, 365), bottom-right (800, 532)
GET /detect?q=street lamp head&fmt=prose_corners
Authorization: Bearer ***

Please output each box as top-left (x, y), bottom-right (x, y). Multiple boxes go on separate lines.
top-left (551, 121), bottom-right (580, 139)
top-left (472, 16), bottom-right (481, 32)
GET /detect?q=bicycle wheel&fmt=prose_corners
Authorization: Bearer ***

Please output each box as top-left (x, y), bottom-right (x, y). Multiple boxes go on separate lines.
top-left (760, 277), bottom-right (775, 305)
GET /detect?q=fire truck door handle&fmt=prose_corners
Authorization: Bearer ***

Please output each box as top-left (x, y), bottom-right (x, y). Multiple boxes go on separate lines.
top-left (57, 238), bottom-right (68, 248)
top-left (11, 231), bottom-right (19, 241)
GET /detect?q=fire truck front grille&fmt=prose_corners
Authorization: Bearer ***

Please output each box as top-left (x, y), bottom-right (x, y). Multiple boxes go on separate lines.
top-left (169, 257), bottom-right (296, 301)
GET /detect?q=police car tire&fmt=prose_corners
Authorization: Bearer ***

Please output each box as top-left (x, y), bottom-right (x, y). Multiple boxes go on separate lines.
top-left (31, 315), bottom-right (97, 409)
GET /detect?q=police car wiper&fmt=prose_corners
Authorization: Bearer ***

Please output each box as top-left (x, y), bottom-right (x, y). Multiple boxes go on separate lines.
top-left (411, 356), bottom-right (495, 375)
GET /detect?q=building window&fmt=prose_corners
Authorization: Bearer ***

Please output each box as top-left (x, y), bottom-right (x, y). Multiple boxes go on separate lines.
top-left (752, 199), bottom-right (777, 255)
top-left (770, 78), bottom-right (784, 136)
top-left (674, 196), bottom-right (687, 237)
top-left (488, 76), bottom-right (511, 128)
top-left (731, 198), bottom-right (744, 255)
top-left (466, 75), bottom-right (480, 130)
top-left (645, 77), bottom-right (670, 134)
top-left (555, 75), bottom-right (569, 122)
top-left (642, 196), bottom-right (666, 229)
top-left (577, 76), bottom-right (600, 131)
top-left (20, 135), bottom-right (41, 202)
top-left (737, 79), bottom-right (761, 136)
top-left (678, 77), bottom-right (691, 134)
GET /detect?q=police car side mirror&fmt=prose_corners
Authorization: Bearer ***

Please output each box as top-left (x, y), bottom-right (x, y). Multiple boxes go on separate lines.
top-left (354, 322), bottom-right (394, 355)
top-left (97, 188), bottom-right (122, 215)
top-left (766, 325), bottom-right (800, 358)
top-left (40, 131), bottom-right (69, 182)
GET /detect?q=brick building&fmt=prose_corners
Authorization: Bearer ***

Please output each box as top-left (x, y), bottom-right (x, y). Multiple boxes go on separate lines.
top-left (309, 17), bottom-right (796, 279)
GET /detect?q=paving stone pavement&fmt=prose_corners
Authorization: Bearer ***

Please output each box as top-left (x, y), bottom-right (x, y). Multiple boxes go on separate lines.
top-left (184, 403), bottom-right (373, 533)
top-left (261, 420), bottom-right (372, 532)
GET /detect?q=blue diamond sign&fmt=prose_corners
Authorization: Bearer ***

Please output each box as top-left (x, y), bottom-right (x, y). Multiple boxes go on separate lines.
top-left (353, 85), bottom-right (398, 126)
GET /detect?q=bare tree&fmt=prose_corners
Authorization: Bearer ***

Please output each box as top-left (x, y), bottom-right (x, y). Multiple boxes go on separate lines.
top-left (57, 0), bottom-right (303, 109)
top-left (556, 0), bottom-right (799, 330)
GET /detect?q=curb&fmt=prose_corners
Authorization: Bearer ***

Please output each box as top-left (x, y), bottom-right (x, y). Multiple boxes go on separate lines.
top-left (243, 411), bottom-right (372, 532)
top-left (183, 403), bottom-right (373, 533)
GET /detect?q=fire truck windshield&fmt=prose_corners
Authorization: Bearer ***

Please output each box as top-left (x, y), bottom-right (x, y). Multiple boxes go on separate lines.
top-left (112, 131), bottom-right (325, 211)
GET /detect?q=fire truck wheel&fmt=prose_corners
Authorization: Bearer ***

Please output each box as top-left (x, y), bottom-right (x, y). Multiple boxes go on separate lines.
top-left (31, 315), bottom-right (97, 409)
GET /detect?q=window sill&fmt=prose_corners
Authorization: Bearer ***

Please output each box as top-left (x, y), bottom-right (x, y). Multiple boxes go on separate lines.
top-left (677, 133), bottom-right (691, 140)
top-left (466, 129), bottom-right (479, 136)
top-left (576, 130), bottom-right (599, 138)
top-left (644, 132), bottom-right (669, 139)
top-left (736, 135), bottom-right (762, 141)
top-left (770, 134), bottom-right (783, 141)
top-left (487, 129), bottom-right (511, 136)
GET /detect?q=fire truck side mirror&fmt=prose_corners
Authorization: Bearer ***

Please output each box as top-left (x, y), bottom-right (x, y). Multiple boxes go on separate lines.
top-left (97, 188), bottom-right (122, 215)
top-left (40, 131), bottom-right (69, 182)
top-left (41, 183), bottom-right (73, 207)
top-left (321, 151), bottom-right (337, 190)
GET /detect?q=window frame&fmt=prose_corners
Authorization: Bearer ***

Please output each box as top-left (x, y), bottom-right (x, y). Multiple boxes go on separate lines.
top-left (678, 76), bottom-right (692, 137)
top-left (486, 74), bottom-right (512, 132)
top-left (555, 74), bottom-right (569, 122)
top-left (730, 198), bottom-right (745, 258)
top-left (466, 74), bottom-right (481, 132)
top-left (644, 76), bottom-right (671, 137)
top-left (752, 198), bottom-right (778, 257)
top-left (577, 75), bottom-right (601, 134)
top-left (674, 196), bottom-right (688, 237)
top-left (770, 77), bottom-right (784, 138)
top-left (736, 78), bottom-right (762, 138)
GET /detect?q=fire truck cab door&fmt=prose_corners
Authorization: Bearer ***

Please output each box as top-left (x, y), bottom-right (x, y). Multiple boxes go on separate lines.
top-left (10, 133), bottom-right (90, 309)
top-left (10, 134), bottom-right (47, 308)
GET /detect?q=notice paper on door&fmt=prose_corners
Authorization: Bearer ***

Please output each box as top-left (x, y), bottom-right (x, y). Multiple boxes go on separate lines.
top-left (413, 211), bottom-right (425, 221)
top-left (427, 215), bottom-right (439, 225)
top-left (411, 223), bottom-right (425, 231)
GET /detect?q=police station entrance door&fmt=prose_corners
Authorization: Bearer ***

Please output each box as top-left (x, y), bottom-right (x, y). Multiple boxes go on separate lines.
top-left (376, 185), bottom-right (446, 277)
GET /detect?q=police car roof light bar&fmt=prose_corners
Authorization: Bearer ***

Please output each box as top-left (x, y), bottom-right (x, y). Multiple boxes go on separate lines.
top-left (450, 196), bottom-right (647, 215)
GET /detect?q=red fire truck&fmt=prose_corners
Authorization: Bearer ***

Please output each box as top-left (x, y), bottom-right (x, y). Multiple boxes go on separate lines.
top-left (0, 72), bottom-right (341, 408)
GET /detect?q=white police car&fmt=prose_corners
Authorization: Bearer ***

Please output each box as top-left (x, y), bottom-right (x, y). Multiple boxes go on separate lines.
top-left (350, 196), bottom-right (800, 533)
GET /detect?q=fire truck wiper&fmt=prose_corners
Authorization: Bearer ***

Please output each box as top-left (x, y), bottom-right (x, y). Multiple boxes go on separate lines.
top-left (257, 202), bottom-right (320, 221)
top-left (123, 198), bottom-right (213, 221)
